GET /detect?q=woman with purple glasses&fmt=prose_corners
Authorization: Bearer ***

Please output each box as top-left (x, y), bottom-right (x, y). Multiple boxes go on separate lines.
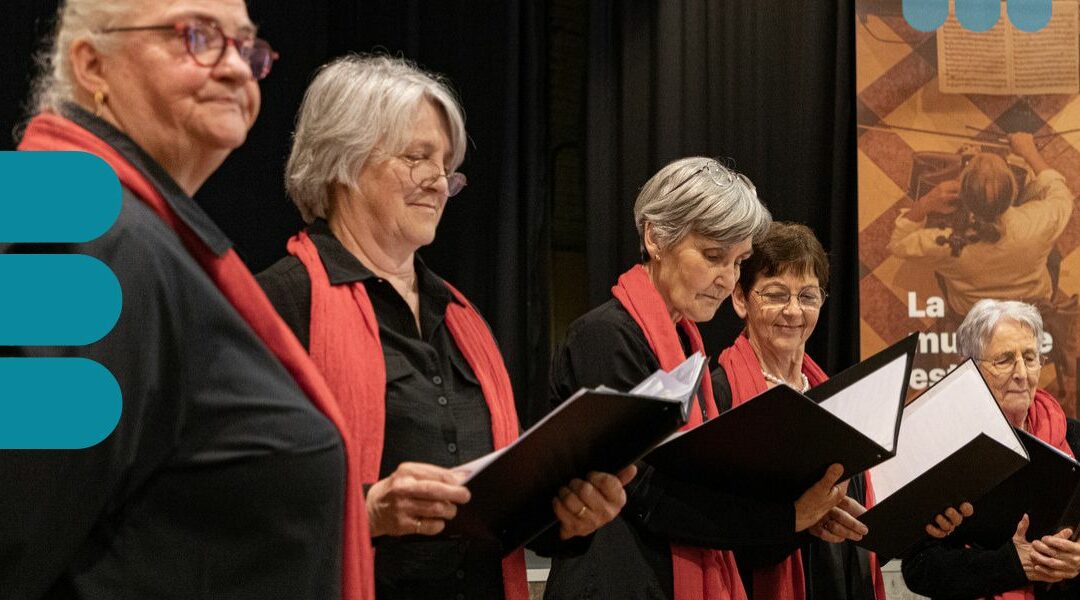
top-left (3, 1), bottom-right (374, 599)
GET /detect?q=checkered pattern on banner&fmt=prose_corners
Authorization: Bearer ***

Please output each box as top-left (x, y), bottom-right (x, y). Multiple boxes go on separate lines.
top-left (856, 7), bottom-right (1080, 416)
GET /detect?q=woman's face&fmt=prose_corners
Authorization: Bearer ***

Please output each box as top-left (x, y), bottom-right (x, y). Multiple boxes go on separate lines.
top-left (649, 233), bottom-right (752, 323)
top-left (350, 99), bottom-right (454, 255)
top-left (98, 0), bottom-right (261, 164)
top-left (732, 268), bottom-right (822, 357)
top-left (976, 319), bottom-right (1040, 428)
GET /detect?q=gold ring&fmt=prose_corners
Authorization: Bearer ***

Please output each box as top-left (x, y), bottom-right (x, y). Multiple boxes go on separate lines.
top-left (576, 505), bottom-right (588, 518)
top-left (415, 518), bottom-right (423, 534)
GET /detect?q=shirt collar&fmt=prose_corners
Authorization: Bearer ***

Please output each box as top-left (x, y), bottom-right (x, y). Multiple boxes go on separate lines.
top-left (60, 102), bottom-right (233, 256)
top-left (307, 219), bottom-right (460, 306)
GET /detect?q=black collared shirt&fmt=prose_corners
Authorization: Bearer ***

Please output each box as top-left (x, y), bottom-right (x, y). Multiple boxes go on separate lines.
top-left (1, 105), bottom-right (345, 599)
top-left (258, 220), bottom-right (504, 600)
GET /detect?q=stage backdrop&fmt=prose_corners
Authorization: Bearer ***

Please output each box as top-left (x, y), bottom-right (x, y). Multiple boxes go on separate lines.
top-left (857, 0), bottom-right (1080, 416)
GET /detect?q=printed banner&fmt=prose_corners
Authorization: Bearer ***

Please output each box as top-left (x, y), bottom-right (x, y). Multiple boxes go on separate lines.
top-left (856, 0), bottom-right (1080, 417)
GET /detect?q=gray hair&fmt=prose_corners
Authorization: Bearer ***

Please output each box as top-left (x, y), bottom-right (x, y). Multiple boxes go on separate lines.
top-left (956, 299), bottom-right (1044, 359)
top-left (28, 0), bottom-right (138, 115)
top-left (286, 54), bottom-right (467, 223)
top-left (634, 157), bottom-right (772, 257)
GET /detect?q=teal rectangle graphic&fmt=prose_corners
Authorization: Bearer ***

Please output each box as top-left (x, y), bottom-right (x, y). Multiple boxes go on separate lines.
top-left (0, 358), bottom-right (121, 449)
top-left (0, 151), bottom-right (120, 242)
top-left (0, 254), bottom-right (121, 345)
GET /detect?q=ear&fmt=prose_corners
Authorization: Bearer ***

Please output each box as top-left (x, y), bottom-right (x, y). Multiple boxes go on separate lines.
top-left (731, 283), bottom-right (749, 319)
top-left (643, 222), bottom-right (661, 261)
top-left (68, 38), bottom-right (110, 106)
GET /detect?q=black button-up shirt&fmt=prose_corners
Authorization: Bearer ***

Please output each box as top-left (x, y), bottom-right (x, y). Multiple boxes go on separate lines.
top-left (258, 220), bottom-right (505, 600)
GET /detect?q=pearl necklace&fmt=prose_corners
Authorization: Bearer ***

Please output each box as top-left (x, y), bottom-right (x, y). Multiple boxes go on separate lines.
top-left (762, 369), bottom-right (810, 393)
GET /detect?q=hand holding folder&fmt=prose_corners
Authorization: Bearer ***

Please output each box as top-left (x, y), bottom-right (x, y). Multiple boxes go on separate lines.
top-left (440, 353), bottom-right (707, 554)
top-left (644, 333), bottom-right (919, 501)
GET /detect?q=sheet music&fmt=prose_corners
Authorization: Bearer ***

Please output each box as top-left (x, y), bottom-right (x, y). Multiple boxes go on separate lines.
top-left (817, 354), bottom-right (909, 452)
top-left (869, 361), bottom-right (1028, 502)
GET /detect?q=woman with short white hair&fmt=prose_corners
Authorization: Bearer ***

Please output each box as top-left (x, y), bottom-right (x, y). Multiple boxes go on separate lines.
top-left (5, 0), bottom-right (368, 598)
top-left (543, 158), bottom-right (854, 600)
top-left (259, 54), bottom-right (631, 600)
top-left (902, 299), bottom-right (1080, 599)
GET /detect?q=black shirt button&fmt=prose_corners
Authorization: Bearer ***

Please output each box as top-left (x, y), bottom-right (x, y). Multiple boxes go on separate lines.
top-left (456, 570), bottom-right (466, 580)
top-left (437, 396), bottom-right (448, 406)
top-left (448, 442), bottom-right (458, 453)
top-left (433, 375), bottom-right (443, 385)
top-left (455, 594), bottom-right (465, 600)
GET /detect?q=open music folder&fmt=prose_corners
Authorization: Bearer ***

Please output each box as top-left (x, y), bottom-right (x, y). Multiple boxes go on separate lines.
top-left (955, 428), bottom-right (1080, 549)
top-left (440, 352), bottom-right (706, 554)
top-left (857, 360), bottom-right (1030, 560)
top-left (644, 333), bottom-right (919, 501)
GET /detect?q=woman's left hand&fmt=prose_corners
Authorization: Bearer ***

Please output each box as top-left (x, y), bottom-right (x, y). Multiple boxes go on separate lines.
top-left (552, 465), bottom-right (637, 540)
top-left (809, 496), bottom-right (869, 543)
top-left (925, 502), bottom-right (974, 538)
top-left (1030, 528), bottom-right (1080, 581)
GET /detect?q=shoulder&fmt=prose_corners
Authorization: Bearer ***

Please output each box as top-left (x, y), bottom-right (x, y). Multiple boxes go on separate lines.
top-left (257, 254), bottom-right (310, 304)
top-left (564, 298), bottom-right (647, 351)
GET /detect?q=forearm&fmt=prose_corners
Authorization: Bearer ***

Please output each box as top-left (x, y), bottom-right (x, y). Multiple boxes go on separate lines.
top-left (901, 538), bottom-right (1028, 599)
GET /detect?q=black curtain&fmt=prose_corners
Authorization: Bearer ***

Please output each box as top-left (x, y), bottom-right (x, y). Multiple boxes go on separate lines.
top-left (2, 0), bottom-right (550, 423)
top-left (582, 0), bottom-right (859, 373)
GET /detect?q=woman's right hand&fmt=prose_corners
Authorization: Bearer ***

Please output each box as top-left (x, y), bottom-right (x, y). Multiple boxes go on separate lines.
top-left (366, 462), bottom-right (472, 538)
top-left (1014, 513), bottom-right (1070, 583)
top-left (794, 463), bottom-right (847, 532)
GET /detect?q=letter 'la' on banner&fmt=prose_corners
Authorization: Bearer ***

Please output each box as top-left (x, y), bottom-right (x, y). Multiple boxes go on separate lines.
top-left (904, 0), bottom-right (1052, 32)
top-left (0, 151), bottom-right (123, 449)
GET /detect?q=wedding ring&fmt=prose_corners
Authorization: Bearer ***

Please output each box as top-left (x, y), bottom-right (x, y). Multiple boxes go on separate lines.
top-left (415, 518), bottom-right (423, 534)
top-left (576, 505), bottom-right (589, 518)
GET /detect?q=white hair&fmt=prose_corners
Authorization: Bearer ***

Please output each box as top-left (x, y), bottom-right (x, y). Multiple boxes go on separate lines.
top-left (28, 0), bottom-right (139, 115)
top-left (285, 54), bottom-right (468, 223)
top-left (634, 157), bottom-right (772, 257)
top-left (956, 299), bottom-right (1045, 359)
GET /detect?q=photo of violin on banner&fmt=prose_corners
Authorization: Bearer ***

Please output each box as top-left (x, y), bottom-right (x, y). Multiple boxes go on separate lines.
top-left (855, 0), bottom-right (1080, 416)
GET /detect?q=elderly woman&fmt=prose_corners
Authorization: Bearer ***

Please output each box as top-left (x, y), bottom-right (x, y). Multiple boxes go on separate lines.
top-left (902, 300), bottom-right (1080, 599)
top-left (2, 1), bottom-right (370, 599)
top-left (887, 133), bottom-right (1072, 318)
top-left (257, 54), bottom-right (630, 600)
top-left (715, 222), bottom-right (971, 600)
top-left (542, 158), bottom-right (855, 600)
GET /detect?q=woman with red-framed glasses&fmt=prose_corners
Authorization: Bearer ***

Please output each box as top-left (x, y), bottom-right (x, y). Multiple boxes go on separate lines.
top-left (6, 1), bottom-right (371, 599)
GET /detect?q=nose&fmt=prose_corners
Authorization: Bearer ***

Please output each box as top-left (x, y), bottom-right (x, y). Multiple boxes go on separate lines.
top-left (214, 40), bottom-right (253, 81)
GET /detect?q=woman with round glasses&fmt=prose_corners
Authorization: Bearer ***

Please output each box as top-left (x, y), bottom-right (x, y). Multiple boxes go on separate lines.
top-left (3, 1), bottom-right (372, 599)
top-left (257, 54), bottom-right (631, 600)
top-left (902, 299), bottom-right (1080, 599)
top-left (543, 158), bottom-right (855, 600)
top-left (714, 221), bottom-right (970, 600)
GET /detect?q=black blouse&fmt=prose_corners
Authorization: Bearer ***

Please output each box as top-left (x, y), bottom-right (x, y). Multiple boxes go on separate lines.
top-left (543, 298), bottom-right (797, 600)
top-left (258, 221), bottom-right (505, 600)
top-left (0, 105), bottom-right (345, 599)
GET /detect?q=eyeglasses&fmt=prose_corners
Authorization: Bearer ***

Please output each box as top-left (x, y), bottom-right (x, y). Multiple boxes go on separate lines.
top-left (976, 351), bottom-right (1044, 375)
top-left (668, 160), bottom-right (754, 197)
top-left (100, 19), bottom-right (279, 81)
top-left (397, 156), bottom-right (467, 197)
top-left (753, 285), bottom-right (828, 310)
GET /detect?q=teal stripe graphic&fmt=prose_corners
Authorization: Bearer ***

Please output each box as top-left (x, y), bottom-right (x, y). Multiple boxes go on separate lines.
top-left (0, 254), bottom-right (121, 346)
top-left (0, 358), bottom-right (122, 449)
top-left (0, 151), bottom-right (120, 242)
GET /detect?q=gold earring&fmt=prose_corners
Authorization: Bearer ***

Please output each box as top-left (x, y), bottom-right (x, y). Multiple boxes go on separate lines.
top-left (93, 90), bottom-right (106, 117)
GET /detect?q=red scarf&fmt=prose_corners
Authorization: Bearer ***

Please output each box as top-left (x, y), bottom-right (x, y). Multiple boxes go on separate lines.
top-left (287, 231), bottom-right (529, 600)
top-left (611, 264), bottom-right (746, 600)
top-left (18, 112), bottom-right (374, 600)
top-left (994, 389), bottom-right (1074, 600)
top-left (717, 333), bottom-right (887, 600)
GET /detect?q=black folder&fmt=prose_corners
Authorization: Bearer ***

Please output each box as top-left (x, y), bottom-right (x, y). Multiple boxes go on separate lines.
top-left (644, 333), bottom-right (919, 501)
top-left (955, 428), bottom-right (1080, 548)
top-left (856, 360), bottom-right (1030, 561)
top-left (441, 353), bottom-right (705, 554)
